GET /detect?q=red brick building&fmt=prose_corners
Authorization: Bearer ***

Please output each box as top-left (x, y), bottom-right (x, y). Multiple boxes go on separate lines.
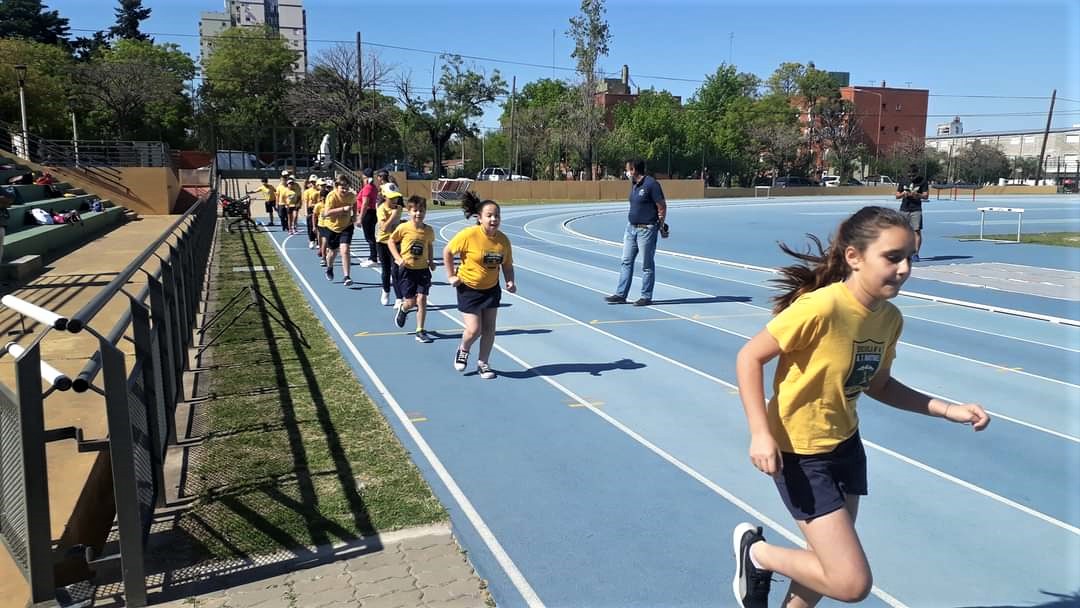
top-left (840, 83), bottom-right (928, 158)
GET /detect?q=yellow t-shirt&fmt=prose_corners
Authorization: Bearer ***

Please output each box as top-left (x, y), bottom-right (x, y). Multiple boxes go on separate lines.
top-left (390, 222), bottom-right (435, 270)
top-left (446, 225), bottom-right (512, 290)
top-left (302, 186), bottom-right (320, 211)
top-left (765, 281), bottom-right (902, 455)
top-left (375, 203), bottom-right (400, 243)
top-left (321, 189), bottom-right (353, 233)
top-left (255, 184), bottom-right (275, 203)
top-left (312, 201), bottom-right (327, 228)
top-left (275, 183), bottom-right (291, 206)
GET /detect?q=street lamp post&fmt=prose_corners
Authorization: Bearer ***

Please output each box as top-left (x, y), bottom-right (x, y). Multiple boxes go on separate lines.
top-left (67, 95), bottom-right (80, 167)
top-left (14, 64), bottom-right (29, 159)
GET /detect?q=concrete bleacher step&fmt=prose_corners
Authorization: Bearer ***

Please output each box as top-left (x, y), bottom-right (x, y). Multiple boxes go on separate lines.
top-left (2, 206), bottom-right (128, 263)
top-left (0, 215), bottom-right (182, 607)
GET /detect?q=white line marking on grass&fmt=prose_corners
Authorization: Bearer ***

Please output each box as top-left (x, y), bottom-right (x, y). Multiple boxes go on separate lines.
top-left (270, 232), bottom-right (545, 608)
top-left (431, 306), bottom-right (910, 608)
top-left (557, 214), bottom-right (1080, 327)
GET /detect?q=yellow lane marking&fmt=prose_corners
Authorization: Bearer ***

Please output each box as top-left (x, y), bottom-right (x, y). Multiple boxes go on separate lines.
top-left (568, 400), bottom-right (605, 409)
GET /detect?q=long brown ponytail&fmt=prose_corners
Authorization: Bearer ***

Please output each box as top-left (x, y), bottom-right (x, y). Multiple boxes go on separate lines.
top-left (771, 206), bottom-right (912, 314)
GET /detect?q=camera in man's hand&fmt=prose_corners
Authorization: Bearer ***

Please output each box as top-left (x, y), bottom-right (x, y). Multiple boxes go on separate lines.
top-left (659, 222), bottom-right (670, 238)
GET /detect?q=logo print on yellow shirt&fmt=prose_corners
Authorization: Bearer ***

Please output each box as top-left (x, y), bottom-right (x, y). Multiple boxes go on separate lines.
top-left (482, 251), bottom-right (503, 268)
top-left (844, 339), bottom-right (883, 399)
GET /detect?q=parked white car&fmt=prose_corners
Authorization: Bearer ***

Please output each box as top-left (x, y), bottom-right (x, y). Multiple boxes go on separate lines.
top-left (477, 167), bottom-right (530, 181)
top-left (822, 175), bottom-right (841, 187)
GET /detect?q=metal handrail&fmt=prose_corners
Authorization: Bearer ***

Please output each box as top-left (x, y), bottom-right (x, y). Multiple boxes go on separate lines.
top-left (67, 202), bottom-right (201, 333)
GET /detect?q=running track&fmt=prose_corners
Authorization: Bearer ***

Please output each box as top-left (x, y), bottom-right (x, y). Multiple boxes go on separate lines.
top-left (265, 194), bottom-right (1080, 607)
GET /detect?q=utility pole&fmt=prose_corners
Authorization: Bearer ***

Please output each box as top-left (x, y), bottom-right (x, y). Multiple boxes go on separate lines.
top-left (1035, 89), bottom-right (1056, 185)
top-left (356, 31), bottom-right (363, 169)
top-left (509, 76), bottom-right (516, 175)
top-left (728, 32), bottom-right (734, 65)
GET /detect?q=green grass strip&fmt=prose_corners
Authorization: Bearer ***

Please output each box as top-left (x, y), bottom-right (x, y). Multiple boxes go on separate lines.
top-left (173, 224), bottom-right (446, 560)
top-left (954, 232), bottom-right (1080, 247)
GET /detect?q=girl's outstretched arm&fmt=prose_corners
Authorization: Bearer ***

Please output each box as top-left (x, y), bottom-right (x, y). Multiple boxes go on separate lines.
top-left (865, 372), bottom-right (990, 431)
top-left (736, 329), bottom-right (783, 476)
top-left (443, 245), bottom-right (460, 286)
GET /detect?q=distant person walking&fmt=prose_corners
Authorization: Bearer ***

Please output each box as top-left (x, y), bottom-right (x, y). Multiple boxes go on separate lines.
top-left (895, 164), bottom-right (928, 261)
top-left (605, 159), bottom-right (668, 307)
top-left (357, 168), bottom-right (379, 268)
top-left (253, 176), bottom-right (276, 226)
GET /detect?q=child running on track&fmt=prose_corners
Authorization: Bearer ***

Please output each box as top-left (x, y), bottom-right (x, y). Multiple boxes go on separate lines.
top-left (375, 183), bottom-right (403, 306)
top-left (443, 192), bottom-right (516, 379)
top-left (320, 178), bottom-right (355, 286)
top-left (388, 195), bottom-right (437, 343)
top-left (303, 175), bottom-right (320, 248)
top-left (731, 206), bottom-right (990, 608)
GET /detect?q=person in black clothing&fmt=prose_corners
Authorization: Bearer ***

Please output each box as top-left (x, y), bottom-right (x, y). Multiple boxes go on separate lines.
top-left (895, 164), bottom-right (928, 261)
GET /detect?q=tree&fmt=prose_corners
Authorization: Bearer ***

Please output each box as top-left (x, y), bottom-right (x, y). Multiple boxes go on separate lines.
top-left (109, 0), bottom-right (151, 42)
top-left (766, 62), bottom-right (805, 97)
top-left (0, 38), bottom-right (75, 138)
top-left (684, 64), bottom-right (761, 185)
top-left (567, 0), bottom-right (611, 180)
top-left (748, 94), bottom-right (802, 178)
top-left (72, 39), bottom-right (194, 143)
top-left (0, 0), bottom-right (70, 46)
top-left (397, 54), bottom-right (506, 178)
top-left (71, 30), bottom-right (109, 62)
top-left (497, 78), bottom-right (575, 178)
top-left (199, 26), bottom-right (298, 139)
top-left (954, 142), bottom-right (1009, 184)
top-left (283, 44), bottom-right (394, 167)
top-left (604, 89), bottom-right (685, 176)
top-left (813, 98), bottom-right (866, 180)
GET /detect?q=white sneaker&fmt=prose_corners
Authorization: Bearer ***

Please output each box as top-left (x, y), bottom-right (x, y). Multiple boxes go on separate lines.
top-left (394, 298), bottom-right (401, 309)
top-left (308, 241), bottom-right (315, 249)
top-left (360, 259), bottom-right (374, 268)
top-left (380, 290), bottom-right (390, 306)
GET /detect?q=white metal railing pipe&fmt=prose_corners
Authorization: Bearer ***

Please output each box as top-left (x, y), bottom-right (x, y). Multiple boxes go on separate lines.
top-left (5, 342), bottom-right (73, 391)
top-left (1, 295), bottom-right (69, 330)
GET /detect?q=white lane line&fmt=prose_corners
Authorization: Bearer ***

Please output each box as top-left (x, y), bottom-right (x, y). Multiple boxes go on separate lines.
top-left (491, 269), bottom-right (1080, 536)
top-left (556, 214), bottom-right (1080, 327)
top-left (270, 232), bottom-right (545, 608)
top-left (498, 235), bottom-right (1080, 446)
top-left (513, 225), bottom-right (1080, 392)
top-left (432, 302), bottom-right (911, 608)
top-left (521, 219), bottom-right (1080, 353)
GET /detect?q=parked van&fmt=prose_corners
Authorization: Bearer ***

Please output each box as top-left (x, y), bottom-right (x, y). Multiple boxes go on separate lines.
top-left (213, 150), bottom-right (267, 171)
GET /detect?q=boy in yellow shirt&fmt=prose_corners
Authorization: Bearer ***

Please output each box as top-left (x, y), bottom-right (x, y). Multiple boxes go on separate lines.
top-left (251, 176), bottom-right (276, 226)
top-left (320, 178), bottom-right (356, 286)
top-left (388, 196), bottom-right (436, 343)
top-left (302, 175), bottom-right (320, 249)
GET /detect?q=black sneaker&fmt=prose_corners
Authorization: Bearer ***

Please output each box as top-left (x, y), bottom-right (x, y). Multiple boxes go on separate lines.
top-left (415, 330), bottom-right (434, 343)
top-left (394, 303), bottom-right (407, 328)
top-left (604, 294), bottom-right (626, 304)
top-left (453, 349), bottom-right (469, 372)
top-left (325, 267), bottom-right (333, 281)
top-left (476, 362), bottom-right (496, 379)
top-left (732, 523), bottom-right (772, 608)
top-left (633, 297), bottom-right (652, 307)
top-left (319, 258), bottom-right (327, 267)
top-left (343, 276), bottom-right (353, 287)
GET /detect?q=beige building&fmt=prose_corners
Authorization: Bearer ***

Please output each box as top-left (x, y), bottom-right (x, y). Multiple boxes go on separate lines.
top-left (199, 0), bottom-right (308, 79)
top-left (926, 125), bottom-right (1080, 183)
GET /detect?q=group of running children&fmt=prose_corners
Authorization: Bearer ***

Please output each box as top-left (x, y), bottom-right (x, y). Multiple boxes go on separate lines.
top-left (253, 168), bottom-right (514, 380)
top-left (254, 170), bottom-right (990, 608)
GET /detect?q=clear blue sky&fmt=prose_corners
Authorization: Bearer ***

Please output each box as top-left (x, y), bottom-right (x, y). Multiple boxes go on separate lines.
top-left (49, 0), bottom-right (1080, 135)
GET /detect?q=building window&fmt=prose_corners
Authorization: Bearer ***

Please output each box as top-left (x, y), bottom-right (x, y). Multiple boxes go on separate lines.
top-left (1066, 135), bottom-right (1080, 144)
top-left (894, 126), bottom-right (899, 133)
top-left (1011, 137), bottom-right (1021, 144)
top-left (880, 125), bottom-right (885, 132)
top-left (895, 104), bottom-right (902, 111)
top-left (881, 103), bottom-right (886, 110)
top-left (1024, 136), bottom-right (1036, 143)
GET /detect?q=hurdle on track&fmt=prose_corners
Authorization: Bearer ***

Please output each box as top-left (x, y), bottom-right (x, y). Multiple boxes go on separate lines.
top-left (977, 206), bottom-right (1025, 243)
top-left (753, 185), bottom-right (772, 199)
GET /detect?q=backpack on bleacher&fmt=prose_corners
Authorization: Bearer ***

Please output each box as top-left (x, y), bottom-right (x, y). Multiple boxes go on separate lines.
top-left (30, 208), bottom-right (55, 225)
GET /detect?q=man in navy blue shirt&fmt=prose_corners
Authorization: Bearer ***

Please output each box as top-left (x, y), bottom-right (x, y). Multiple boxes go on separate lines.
top-left (605, 159), bottom-right (667, 306)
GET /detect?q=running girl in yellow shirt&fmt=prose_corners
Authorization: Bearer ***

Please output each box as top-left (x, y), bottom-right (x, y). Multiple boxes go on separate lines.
top-left (443, 192), bottom-right (516, 379)
top-left (731, 206), bottom-right (989, 608)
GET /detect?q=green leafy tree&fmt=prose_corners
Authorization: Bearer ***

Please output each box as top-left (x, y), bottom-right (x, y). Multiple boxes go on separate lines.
top-left (397, 54), bottom-right (507, 178)
top-left (498, 78), bottom-right (575, 178)
top-left (0, 0), bottom-right (70, 46)
top-left (199, 27), bottom-right (298, 142)
top-left (71, 30), bottom-right (109, 62)
top-left (0, 38), bottom-right (75, 138)
top-left (684, 64), bottom-right (761, 185)
top-left (109, 0), bottom-right (151, 42)
top-left (748, 93), bottom-right (802, 179)
top-left (766, 62), bottom-right (805, 97)
top-left (567, 0), bottom-right (611, 179)
top-left (813, 98), bottom-right (865, 180)
top-left (954, 141), bottom-right (1009, 184)
top-left (604, 89), bottom-right (685, 176)
top-left (73, 39), bottom-right (194, 144)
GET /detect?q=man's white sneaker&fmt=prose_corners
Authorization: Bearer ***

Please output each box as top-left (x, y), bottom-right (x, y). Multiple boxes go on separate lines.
top-left (380, 291), bottom-right (390, 306)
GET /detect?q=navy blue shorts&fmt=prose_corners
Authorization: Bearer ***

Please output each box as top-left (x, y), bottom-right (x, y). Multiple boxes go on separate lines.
top-left (323, 226), bottom-right (353, 250)
top-left (775, 431), bottom-right (867, 521)
top-left (456, 283), bottom-right (501, 314)
top-left (398, 268), bottom-right (432, 298)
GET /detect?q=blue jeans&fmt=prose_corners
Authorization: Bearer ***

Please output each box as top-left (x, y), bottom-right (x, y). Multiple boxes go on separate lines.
top-left (615, 223), bottom-right (658, 300)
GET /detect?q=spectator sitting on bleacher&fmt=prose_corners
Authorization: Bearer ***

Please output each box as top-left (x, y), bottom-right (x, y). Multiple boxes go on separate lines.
top-left (0, 190), bottom-right (12, 262)
top-left (33, 172), bottom-right (56, 185)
